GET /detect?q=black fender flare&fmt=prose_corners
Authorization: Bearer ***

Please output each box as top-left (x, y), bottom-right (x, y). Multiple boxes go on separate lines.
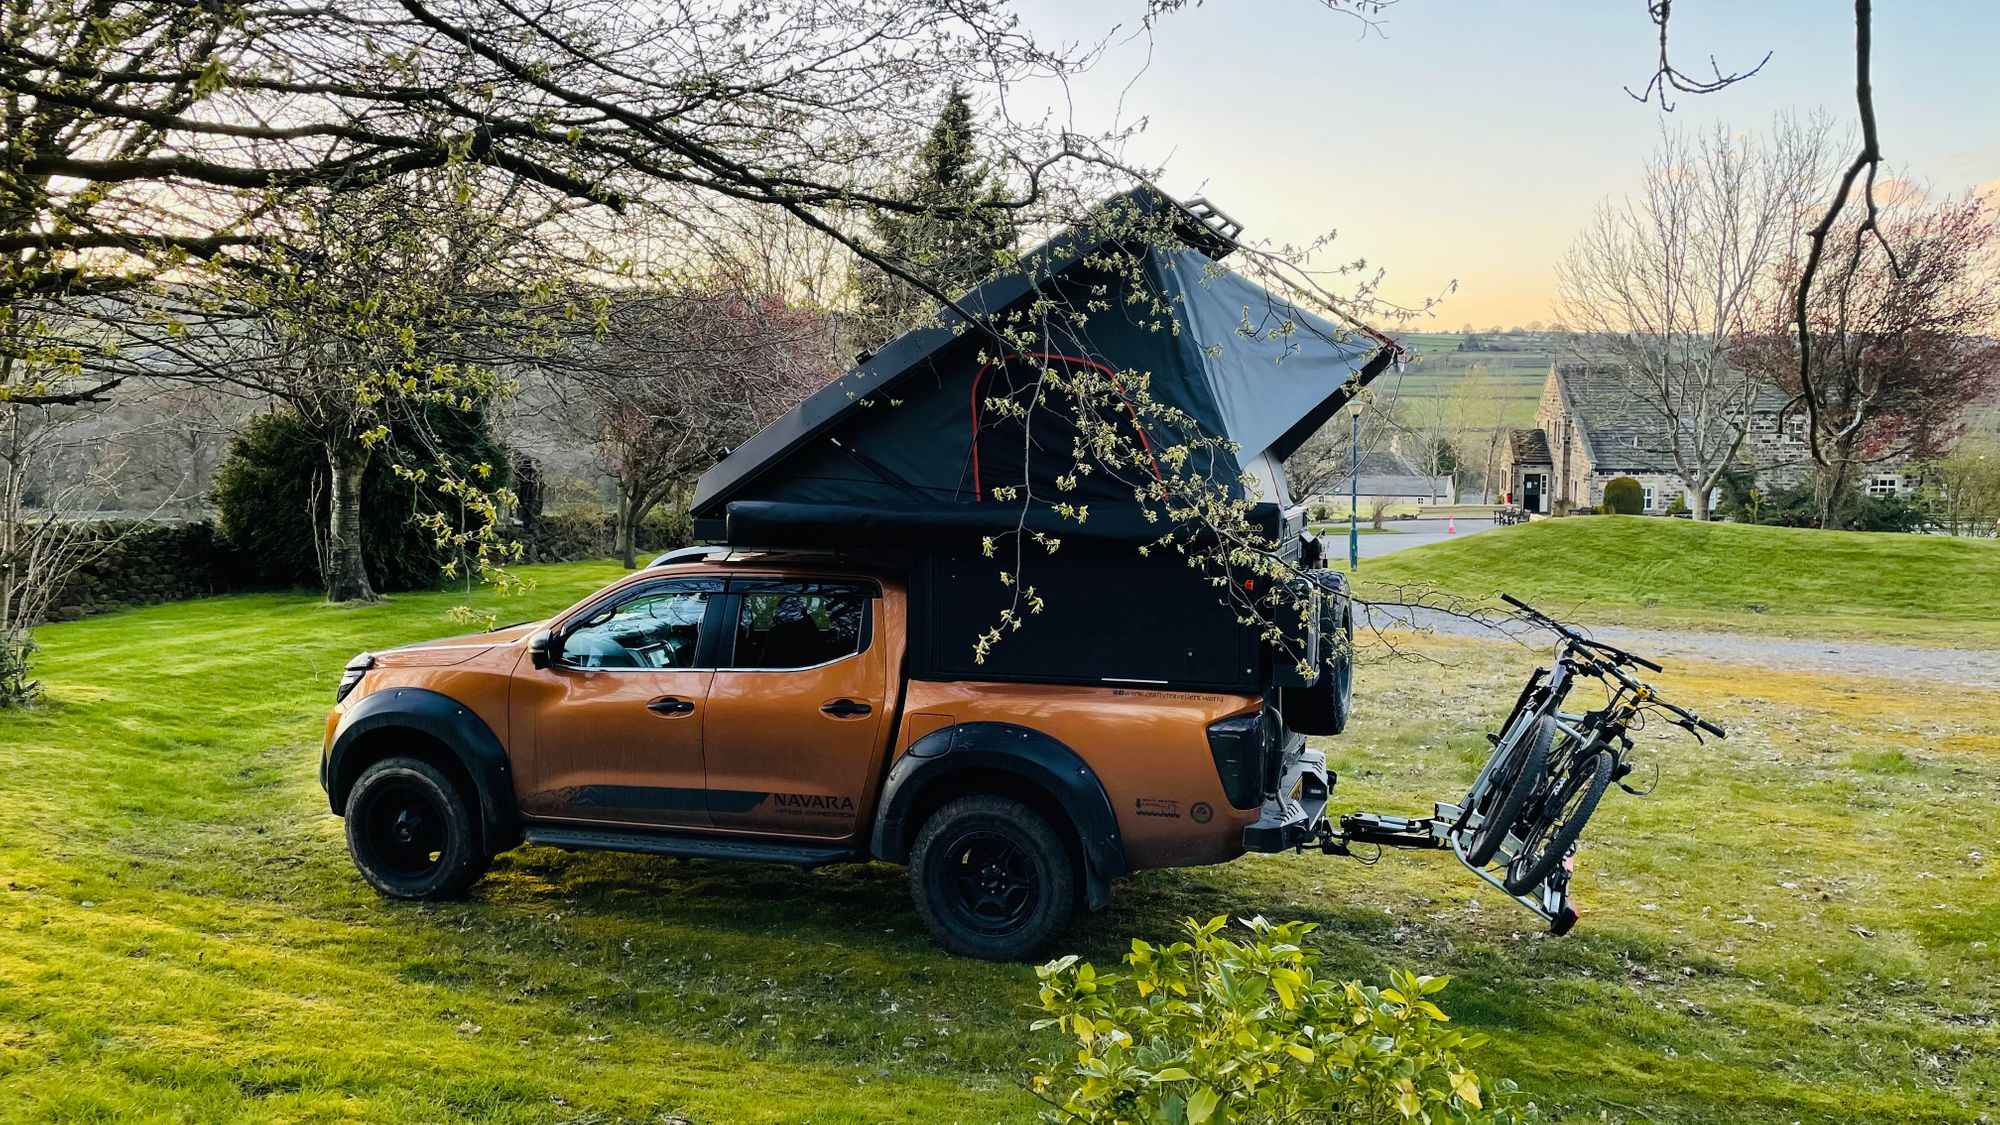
top-left (870, 722), bottom-right (1128, 906)
top-left (323, 687), bottom-right (519, 848)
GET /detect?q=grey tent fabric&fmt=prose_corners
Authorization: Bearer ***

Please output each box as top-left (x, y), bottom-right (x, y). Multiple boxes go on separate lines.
top-left (692, 189), bottom-right (1397, 546)
top-left (1155, 247), bottom-right (1380, 465)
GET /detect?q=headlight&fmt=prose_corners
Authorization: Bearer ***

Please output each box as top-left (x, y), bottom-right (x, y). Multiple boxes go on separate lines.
top-left (336, 652), bottom-right (376, 702)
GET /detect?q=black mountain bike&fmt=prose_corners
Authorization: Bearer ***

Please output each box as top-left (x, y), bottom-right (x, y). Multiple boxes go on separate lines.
top-left (1452, 594), bottom-right (1725, 894)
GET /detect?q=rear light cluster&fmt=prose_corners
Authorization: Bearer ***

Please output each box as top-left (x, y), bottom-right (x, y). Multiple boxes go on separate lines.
top-left (1206, 710), bottom-right (1271, 810)
top-left (336, 653), bottom-right (376, 703)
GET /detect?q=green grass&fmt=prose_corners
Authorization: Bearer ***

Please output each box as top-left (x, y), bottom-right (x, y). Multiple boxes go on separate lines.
top-left (3, 564), bottom-right (1997, 1122)
top-left (1358, 516), bottom-right (2000, 644)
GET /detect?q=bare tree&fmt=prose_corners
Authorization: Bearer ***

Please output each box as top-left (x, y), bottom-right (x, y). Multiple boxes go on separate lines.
top-left (1556, 117), bottom-right (1832, 520)
top-left (1739, 193), bottom-right (2000, 527)
top-left (557, 288), bottom-right (835, 568)
top-left (1283, 388), bottom-right (1403, 505)
top-left (1445, 367), bottom-right (1513, 503)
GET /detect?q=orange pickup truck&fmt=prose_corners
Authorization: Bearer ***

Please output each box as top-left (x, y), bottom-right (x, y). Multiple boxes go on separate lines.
top-left (323, 188), bottom-right (1397, 958)
top-left (322, 547), bottom-right (1354, 960)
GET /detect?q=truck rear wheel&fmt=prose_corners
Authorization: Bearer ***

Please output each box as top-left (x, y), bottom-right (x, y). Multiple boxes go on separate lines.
top-left (910, 795), bottom-right (1076, 961)
top-left (344, 756), bottom-right (487, 901)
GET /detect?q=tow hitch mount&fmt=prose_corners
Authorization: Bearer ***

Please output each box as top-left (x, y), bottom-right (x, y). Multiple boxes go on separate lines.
top-left (1311, 803), bottom-right (1579, 936)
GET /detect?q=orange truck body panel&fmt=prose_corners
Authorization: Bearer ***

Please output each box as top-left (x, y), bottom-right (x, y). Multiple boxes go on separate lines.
top-left (325, 559), bottom-right (1262, 873)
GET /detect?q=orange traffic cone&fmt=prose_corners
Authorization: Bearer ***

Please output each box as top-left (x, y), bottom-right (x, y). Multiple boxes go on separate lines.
top-left (1447, 516), bottom-right (1457, 535)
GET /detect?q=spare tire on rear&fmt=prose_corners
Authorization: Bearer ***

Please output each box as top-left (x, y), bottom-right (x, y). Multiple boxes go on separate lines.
top-left (1279, 576), bottom-right (1354, 736)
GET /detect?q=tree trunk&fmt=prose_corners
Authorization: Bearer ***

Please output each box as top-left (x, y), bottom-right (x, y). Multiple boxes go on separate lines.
top-left (1816, 455), bottom-right (1855, 530)
top-left (325, 440), bottom-right (377, 603)
top-left (615, 489), bottom-right (639, 570)
top-left (1690, 478), bottom-right (1712, 521)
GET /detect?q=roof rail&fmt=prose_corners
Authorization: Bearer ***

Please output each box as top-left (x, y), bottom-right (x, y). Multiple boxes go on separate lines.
top-left (647, 545), bottom-right (726, 568)
top-left (1182, 196), bottom-right (1245, 244)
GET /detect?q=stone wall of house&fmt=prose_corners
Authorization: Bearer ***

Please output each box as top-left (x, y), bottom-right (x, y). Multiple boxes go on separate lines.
top-left (1532, 371), bottom-right (1596, 508)
top-left (1582, 471), bottom-right (1692, 513)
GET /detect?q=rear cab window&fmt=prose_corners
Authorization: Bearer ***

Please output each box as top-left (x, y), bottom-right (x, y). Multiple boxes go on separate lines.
top-left (725, 579), bottom-right (874, 669)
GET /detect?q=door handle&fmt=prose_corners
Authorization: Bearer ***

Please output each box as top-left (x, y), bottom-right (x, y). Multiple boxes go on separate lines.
top-left (820, 698), bottom-right (872, 718)
top-left (647, 697), bottom-right (696, 715)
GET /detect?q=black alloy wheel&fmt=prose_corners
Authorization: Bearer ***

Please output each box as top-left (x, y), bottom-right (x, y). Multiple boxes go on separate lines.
top-left (345, 756), bottom-right (487, 900)
top-left (942, 831), bottom-right (1040, 934)
top-left (910, 795), bottom-right (1076, 961)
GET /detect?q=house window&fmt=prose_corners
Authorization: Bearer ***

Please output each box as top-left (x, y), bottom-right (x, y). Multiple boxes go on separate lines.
top-left (1868, 475), bottom-right (1899, 497)
top-left (1642, 486), bottom-right (1655, 511)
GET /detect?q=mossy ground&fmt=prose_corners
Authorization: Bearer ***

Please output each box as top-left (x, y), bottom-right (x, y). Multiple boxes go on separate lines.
top-left (1, 563), bottom-right (1993, 1122)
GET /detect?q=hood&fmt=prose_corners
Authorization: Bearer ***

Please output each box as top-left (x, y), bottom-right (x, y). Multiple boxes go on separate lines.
top-left (373, 620), bottom-right (546, 668)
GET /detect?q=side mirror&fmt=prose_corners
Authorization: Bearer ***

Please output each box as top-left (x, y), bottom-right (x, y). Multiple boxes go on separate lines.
top-left (528, 629), bottom-right (556, 670)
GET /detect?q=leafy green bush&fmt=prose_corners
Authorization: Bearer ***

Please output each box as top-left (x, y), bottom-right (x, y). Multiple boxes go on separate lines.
top-left (1748, 481), bottom-right (1930, 532)
top-left (1601, 476), bottom-right (1643, 515)
top-left (1030, 917), bottom-right (1532, 1124)
top-left (1666, 491), bottom-right (1689, 517)
top-left (213, 406), bottom-right (509, 592)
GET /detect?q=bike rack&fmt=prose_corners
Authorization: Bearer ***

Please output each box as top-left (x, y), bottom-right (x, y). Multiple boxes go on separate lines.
top-left (1308, 799), bottom-right (1579, 935)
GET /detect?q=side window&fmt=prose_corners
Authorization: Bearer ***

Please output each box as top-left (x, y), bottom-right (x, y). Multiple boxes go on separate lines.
top-left (560, 586), bottom-right (713, 670)
top-left (731, 587), bottom-right (867, 669)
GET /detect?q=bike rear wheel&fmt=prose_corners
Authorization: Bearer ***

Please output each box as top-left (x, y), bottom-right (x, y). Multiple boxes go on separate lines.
top-left (1464, 714), bottom-right (1554, 867)
top-left (1504, 748), bottom-right (1613, 895)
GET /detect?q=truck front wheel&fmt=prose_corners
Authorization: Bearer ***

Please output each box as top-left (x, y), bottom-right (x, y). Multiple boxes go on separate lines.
top-left (344, 756), bottom-right (487, 901)
top-left (910, 796), bottom-right (1077, 961)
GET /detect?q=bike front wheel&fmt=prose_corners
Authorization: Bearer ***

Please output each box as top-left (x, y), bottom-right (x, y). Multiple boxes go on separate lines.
top-left (1503, 748), bottom-right (1613, 895)
top-left (1464, 714), bottom-right (1554, 867)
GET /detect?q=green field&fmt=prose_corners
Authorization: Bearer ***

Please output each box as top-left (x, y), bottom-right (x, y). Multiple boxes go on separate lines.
top-left (3, 562), bottom-right (1997, 1122)
top-left (1378, 331), bottom-right (1553, 429)
top-left (1358, 516), bottom-right (2000, 644)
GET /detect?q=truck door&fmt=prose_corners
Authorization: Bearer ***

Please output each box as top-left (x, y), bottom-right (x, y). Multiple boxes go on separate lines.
top-left (702, 579), bottom-right (886, 840)
top-left (510, 577), bottom-right (724, 828)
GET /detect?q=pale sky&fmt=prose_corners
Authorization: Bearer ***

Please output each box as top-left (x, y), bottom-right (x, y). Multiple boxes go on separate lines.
top-left (1007, 0), bottom-right (2000, 328)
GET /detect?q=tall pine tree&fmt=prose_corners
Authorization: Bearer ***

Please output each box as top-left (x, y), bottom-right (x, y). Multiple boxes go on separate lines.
top-left (858, 86), bottom-right (1015, 341)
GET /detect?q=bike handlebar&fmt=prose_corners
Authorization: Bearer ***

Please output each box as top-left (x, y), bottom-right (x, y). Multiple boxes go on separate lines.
top-left (1501, 593), bottom-right (1663, 671)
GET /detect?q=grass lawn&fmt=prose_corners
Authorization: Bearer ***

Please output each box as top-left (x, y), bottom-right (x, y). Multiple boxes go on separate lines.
top-left (1357, 516), bottom-right (2000, 645)
top-left (3, 563), bottom-right (1996, 1122)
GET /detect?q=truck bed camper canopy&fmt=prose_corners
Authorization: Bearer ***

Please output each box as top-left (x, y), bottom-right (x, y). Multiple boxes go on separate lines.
top-left (692, 188), bottom-right (1400, 548)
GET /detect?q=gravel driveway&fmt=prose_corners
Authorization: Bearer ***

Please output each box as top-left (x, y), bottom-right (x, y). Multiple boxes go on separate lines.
top-left (1359, 603), bottom-right (2000, 687)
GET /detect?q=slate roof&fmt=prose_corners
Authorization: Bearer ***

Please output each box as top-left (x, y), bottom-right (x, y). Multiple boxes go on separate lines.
top-left (1509, 427), bottom-right (1553, 465)
top-left (1314, 450), bottom-right (1452, 499)
top-left (1545, 362), bottom-right (1788, 476)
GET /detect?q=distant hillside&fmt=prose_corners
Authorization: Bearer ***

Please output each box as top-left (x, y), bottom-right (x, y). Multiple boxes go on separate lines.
top-left (1378, 331), bottom-right (1558, 429)
top-left (1357, 517), bottom-right (2000, 644)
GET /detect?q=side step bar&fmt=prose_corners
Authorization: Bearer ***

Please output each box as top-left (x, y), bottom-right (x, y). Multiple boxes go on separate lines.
top-left (522, 825), bottom-right (861, 868)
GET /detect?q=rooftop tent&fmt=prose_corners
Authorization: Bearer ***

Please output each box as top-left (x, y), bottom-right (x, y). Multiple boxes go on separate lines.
top-left (692, 188), bottom-right (1398, 547)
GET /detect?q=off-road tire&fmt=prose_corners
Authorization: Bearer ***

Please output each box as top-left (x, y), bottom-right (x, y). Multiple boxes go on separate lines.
top-left (910, 795), bottom-right (1076, 961)
top-left (1279, 600), bottom-right (1354, 736)
top-left (1464, 714), bottom-right (1554, 867)
top-left (344, 756), bottom-right (487, 901)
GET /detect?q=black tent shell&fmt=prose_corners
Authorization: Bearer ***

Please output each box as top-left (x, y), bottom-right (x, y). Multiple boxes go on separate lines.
top-left (692, 188), bottom-right (1399, 547)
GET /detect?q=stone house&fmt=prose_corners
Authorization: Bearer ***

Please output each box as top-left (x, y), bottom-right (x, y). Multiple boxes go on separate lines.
top-left (1498, 362), bottom-right (1837, 515)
